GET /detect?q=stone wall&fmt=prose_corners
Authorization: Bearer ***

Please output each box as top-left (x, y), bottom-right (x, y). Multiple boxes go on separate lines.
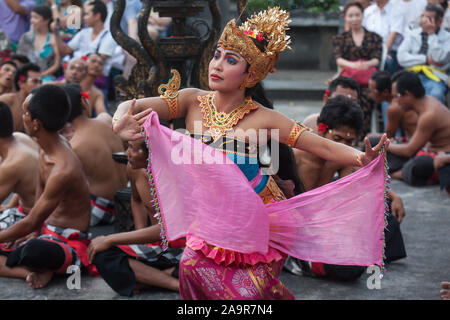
top-left (277, 12), bottom-right (341, 71)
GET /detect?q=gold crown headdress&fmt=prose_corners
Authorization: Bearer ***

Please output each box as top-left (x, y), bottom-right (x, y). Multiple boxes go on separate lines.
top-left (217, 7), bottom-right (291, 89)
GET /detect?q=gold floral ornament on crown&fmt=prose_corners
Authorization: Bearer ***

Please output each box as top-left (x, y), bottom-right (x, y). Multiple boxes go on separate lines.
top-left (158, 69), bottom-right (181, 120)
top-left (198, 92), bottom-right (259, 142)
top-left (217, 6), bottom-right (291, 89)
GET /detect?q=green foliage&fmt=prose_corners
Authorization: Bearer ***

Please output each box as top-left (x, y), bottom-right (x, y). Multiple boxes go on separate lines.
top-left (247, 0), bottom-right (339, 13)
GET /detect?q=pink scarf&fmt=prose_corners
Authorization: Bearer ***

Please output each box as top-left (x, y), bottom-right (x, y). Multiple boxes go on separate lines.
top-left (142, 112), bottom-right (388, 268)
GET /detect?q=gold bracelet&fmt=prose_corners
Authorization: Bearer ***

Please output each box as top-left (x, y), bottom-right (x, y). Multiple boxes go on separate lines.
top-left (356, 154), bottom-right (363, 167)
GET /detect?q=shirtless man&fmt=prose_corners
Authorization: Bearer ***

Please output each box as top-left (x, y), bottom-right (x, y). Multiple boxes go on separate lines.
top-left (302, 76), bottom-right (361, 131)
top-left (0, 63), bottom-right (42, 132)
top-left (287, 96), bottom-right (407, 280)
top-left (0, 61), bottom-right (17, 96)
top-left (0, 102), bottom-right (39, 231)
top-left (0, 84), bottom-right (93, 289)
top-left (61, 57), bottom-right (88, 84)
top-left (63, 83), bottom-right (127, 226)
top-left (387, 71), bottom-right (450, 186)
top-left (87, 138), bottom-right (182, 296)
top-left (80, 53), bottom-right (107, 116)
top-left (368, 70), bottom-right (417, 140)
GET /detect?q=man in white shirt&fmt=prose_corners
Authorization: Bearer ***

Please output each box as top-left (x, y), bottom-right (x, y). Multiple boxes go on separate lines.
top-left (397, 3), bottom-right (450, 103)
top-left (363, 0), bottom-right (405, 74)
top-left (56, 0), bottom-right (117, 77)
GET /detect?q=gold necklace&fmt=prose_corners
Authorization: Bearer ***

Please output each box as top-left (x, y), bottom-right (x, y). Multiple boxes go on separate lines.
top-left (198, 92), bottom-right (259, 141)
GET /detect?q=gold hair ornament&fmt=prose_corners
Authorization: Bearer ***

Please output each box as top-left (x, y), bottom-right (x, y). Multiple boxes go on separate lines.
top-left (217, 7), bottom-right (291, 89)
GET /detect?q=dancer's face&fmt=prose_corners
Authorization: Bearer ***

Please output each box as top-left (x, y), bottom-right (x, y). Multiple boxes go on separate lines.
top-left (208, 47), bottom-right (248, 92)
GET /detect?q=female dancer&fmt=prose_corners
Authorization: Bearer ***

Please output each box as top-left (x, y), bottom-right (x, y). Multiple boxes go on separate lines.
top-left (88, 7), bottom-right (389, 299)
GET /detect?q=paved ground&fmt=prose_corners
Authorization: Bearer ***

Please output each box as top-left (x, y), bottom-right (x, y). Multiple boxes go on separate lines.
top-left (0, 99), bottom-right (449, 300)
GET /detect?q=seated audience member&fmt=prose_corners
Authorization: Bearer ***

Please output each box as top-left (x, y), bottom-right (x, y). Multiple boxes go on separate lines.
top-left (386, 71), bottom-right (450, 187)
top-left (80, 53), bottom-right (107, 116)
top-left (17, 5), bottom-right (61, 83)
top-left (0, 102), bottom-right (39, 232)
top-left (49, 56), bottom-right (87, 85)
top-left (0, 85), bottom-right (95, 289)
top-left (397, 3), bottom-right (450, 104)
top-left (285, 96), bottom-right (407, 280)
top-left (10, 54), bottom-right (30, 69)
top-left (363, 0), bottom-right (405, 74)
top-left (303, 76), bottom-right (361, 131)
top-left (55, 1), bottom-right (117, 86)
top-left (333, 2), bottom-right (382, 139)
top-left (368, 70), bottom-right (418, 140)
top-left (0, 61), bottom-right (17, 96)
top-left (63, 84), bottom-right (127, 226)
top-left (0, 0), bottom-right (35, 50)
top-left (0, 63), bottom-right (42, 132)
top-left (87, 138), bottom-right (183, 297)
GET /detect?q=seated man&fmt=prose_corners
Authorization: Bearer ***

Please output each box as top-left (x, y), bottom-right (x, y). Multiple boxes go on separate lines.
top-left (0, 102), bottom-right (39, 231)
top-left (0, 63), bottom-right (42, 132)
top-left (397, 3), bottom-right (450, 104)
top-left (368, 70), bottom-right (418, 140)
top-left (303, 76), bottom-right (361, 132)
top-left (80, 53), bottom-right (107, 116)
top-left (387, 71), bottom-right (450, 187)
top-left (63, 83), bottom-right (127, 227)
top-left (0, 61), bottom-right (17, 96)
top-left (0, 85), bottom-right (94, 289)
top-left (57, 57), bottom-right (88, 85)
top-left (87, 139), bottom-right (183, 297)
top-left (286, 96), bottom-right (407, 280)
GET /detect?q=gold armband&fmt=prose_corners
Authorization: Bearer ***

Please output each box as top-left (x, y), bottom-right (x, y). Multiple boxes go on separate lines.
top-left (285, 121), bottom-right (308, 148)
top-left (158, 69), bottom-right (181, 120)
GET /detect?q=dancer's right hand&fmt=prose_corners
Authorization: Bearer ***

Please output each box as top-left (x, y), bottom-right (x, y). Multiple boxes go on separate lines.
top-left (113, 99), bottom-right (153, 141)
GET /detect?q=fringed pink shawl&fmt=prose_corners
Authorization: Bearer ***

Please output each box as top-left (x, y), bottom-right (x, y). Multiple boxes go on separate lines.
top-left (142, 112), bottom-right (388, 268)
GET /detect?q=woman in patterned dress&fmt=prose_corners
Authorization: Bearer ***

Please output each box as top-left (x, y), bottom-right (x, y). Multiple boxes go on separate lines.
top-left (332, 1), bottom-right (383, 140)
